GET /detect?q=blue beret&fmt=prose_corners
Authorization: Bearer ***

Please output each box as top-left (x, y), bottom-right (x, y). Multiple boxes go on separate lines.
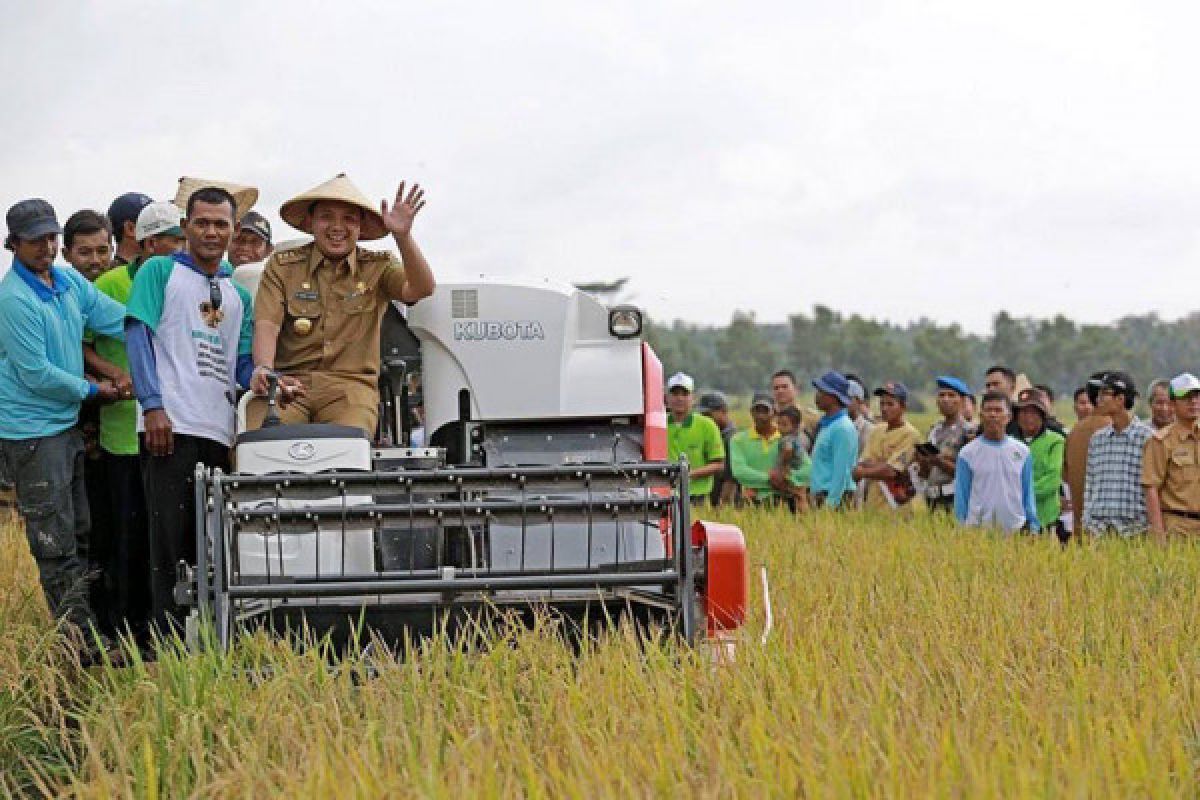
top-left (936, 375), bottom-right (971, 396)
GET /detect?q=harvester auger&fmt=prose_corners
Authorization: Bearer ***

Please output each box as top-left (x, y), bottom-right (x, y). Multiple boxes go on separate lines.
top-left (179, 280), bottom-right (747, 650)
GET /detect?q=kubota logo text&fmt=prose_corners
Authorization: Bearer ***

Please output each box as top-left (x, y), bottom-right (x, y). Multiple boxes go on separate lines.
top-left (453, 320), bottom-right (546, 341)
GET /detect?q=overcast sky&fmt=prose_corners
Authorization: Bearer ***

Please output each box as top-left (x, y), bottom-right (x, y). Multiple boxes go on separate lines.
top-left (1, 0), bottom-right (1196, 332)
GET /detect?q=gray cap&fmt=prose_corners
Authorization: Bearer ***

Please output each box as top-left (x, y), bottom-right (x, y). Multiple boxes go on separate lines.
top-left (6, 198), bottom-right (62, 241)
top-left (697, 391), bottom-right (728, 413)
top-left (237, 210), bottom-right (272, 244)
top-left (750, 392), bottom-right (774, 410)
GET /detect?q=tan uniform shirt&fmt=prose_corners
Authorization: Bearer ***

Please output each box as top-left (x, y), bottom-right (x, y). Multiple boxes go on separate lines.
top-left (255, 242), bottom-right (406, 385)
top-left (1064, 414), bottom-right (1110, 529)
top-left (1141, 420), bottom-right (1200, 516)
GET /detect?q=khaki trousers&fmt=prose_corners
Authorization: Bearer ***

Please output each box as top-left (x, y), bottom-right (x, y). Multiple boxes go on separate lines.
top-left (247, 372), bottom-right (379, 436)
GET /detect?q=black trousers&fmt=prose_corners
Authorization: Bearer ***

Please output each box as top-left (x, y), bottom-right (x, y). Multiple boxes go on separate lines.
top-left (0, 429), bottom-right (96, 631)
top-left (101, 451), bottom-right (151, 636)
top-left (928, 495), bottom-right (955, 513)
top-left (84, 445), bottom-right (114, 630)
top-left (140, 434), bottom-right (230, 636)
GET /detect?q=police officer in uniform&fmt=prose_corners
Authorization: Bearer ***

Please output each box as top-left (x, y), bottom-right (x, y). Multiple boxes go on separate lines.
top-left (249, 174), bottom-right (435, 433)
top-left (1143, 372), bottom-right (1200, 541)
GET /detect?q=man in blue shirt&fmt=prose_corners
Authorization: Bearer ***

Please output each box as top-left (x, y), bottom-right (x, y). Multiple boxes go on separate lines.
top-left (808, 370), bottom-right (860, 509)
top-left (0, 199), bottom-right (125, 637)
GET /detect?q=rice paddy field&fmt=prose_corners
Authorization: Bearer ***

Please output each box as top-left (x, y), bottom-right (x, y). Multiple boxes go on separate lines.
top-left (4, 503), bottom-right (1200, 798)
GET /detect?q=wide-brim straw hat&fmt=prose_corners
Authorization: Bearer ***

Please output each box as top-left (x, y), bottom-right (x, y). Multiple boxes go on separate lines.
top-left (173, 177), bottom-right (259, 222)
top-left (279, 173), bottom-right (387, 241)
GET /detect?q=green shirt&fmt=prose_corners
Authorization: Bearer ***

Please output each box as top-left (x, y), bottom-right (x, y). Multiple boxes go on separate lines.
top-left (729, 429), bottom-right (810, 499)
top-left (1025, 428), bottom-right (1066, 528)
top-left (92, 262), bottom-right (137, 455)
top-left (667, 412), bottom-right (725, 497)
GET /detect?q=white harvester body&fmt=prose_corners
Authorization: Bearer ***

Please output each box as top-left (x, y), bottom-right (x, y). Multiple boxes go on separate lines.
top-left (407, 278), bottom-right (643, 436)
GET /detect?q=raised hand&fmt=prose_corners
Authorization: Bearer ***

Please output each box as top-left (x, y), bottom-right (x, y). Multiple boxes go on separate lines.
top-left (380, 182), bottom-right (426, 238)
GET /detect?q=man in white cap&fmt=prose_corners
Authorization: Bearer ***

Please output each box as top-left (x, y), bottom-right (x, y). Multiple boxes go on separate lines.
top-left (1143, 372), bottom-right (1200, 541)
top-left (665, 372), bottom-right (725, 503)
top-left (82, 200), bottom-right (184, 637)
top-left (248, 175), bottom-right (435, 433)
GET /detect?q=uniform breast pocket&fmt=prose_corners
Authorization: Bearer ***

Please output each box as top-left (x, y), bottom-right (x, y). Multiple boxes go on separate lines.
top-left (339, 289), bottom-right (373, 315)
top-left (1170, 450), bottom-right (1197, 472)
top-left (286, 295), bottom-right (324, 323)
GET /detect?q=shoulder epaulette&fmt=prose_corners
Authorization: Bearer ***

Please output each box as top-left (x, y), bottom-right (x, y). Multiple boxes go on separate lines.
top-left (275, 244), bottom-right (311, 266)
top-left (356, 247), bottom-right (394, 264)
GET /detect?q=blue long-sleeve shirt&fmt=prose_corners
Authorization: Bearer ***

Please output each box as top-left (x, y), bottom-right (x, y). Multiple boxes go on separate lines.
top-left (808, 409), bottom-right (859, 508)
top-left (954, 434), bottom-right (1041, 532)
top-left (0, 260), bottom-right (125, 439)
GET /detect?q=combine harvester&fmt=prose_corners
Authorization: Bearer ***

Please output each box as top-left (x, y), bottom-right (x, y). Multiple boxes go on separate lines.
top-left (179, 278), bottom-right (747, 650)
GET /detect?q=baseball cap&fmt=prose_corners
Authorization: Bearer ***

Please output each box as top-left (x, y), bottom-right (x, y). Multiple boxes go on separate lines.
top-left (873, 381), bottom-right (909, 404)
top-left (135, 202), bottom-right (183, 242)
top-left (1170, 372), bottom-right (1200, 398)
top-left (936, 375), bottom-right (971, 396)
top-left (6, 198), bottom-right (62, 241)
top-left (237, 210), bottom-right (272, 244)
top-left (846, 379), bottom-right (866, 401)
top-left (1101, 370), bottom-right (1137, 397)
top-left (750, 392), bottom-right (773, 410)
top-left (697, 391), bottom-right (728, 413)
top-left (107, 192), bottom-right (153, 237)
top-left (812, 370), bottom-right (851, 406)
top-left (1013, 387), bottom-right (1050, 417)
top-left (666, 372), bottom-right (695, 393)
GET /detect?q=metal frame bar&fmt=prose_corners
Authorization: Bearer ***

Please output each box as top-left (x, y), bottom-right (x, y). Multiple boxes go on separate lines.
top-left (226, 570), bottom-right (678, 599)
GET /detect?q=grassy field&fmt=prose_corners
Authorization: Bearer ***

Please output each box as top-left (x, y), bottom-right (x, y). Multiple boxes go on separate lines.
top-left (4, 506), bottom-right (1200, 797)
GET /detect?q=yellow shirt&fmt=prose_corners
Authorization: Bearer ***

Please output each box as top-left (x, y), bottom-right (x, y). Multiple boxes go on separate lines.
top-left (861, 421), bottom-right (921, 510)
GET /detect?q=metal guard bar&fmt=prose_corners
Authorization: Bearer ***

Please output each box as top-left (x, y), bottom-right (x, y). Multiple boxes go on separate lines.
top-left (226, 570), bottom-right (679, 599)
top-left (216, 461), bottom-right (681, 489)
top-left (232, 495), bottom-right (671, 522)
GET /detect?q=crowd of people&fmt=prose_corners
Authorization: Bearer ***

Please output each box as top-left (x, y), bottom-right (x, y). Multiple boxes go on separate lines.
top-left (667, 364), bottom-right (1200, 541)
top-left (0, 175), bottom-right (434, 661)
top-left (6, 174), bottom-right (1200, 665)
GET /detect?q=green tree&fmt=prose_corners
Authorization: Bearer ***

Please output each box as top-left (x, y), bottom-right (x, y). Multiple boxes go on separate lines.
top-left (716, 311), bottom-right (782, 393)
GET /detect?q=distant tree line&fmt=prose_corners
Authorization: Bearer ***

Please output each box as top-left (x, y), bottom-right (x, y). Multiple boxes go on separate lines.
top-left (644, 306), bottom-right (1200, 398)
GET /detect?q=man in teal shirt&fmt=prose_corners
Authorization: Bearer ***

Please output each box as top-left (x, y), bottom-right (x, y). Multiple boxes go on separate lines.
top-left (0, 199), bottom-right (125, 640)
top-left (665, 372), bottom-right (725, 503)
top-left (808, 370), bottom-right (860, 509)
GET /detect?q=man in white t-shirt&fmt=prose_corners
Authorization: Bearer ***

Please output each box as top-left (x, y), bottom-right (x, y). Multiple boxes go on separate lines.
top-left (126, 186), bottom-right (258, 635)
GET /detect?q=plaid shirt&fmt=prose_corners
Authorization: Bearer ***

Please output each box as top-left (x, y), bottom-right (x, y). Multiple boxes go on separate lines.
top-left (1082, 418), bottom-right (1152, 535)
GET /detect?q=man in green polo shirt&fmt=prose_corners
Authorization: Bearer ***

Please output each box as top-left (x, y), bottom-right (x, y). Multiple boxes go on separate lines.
top-left (666, 372), bottom-right (725, 504)
top-left (85, 201), bottom-right (185, 638)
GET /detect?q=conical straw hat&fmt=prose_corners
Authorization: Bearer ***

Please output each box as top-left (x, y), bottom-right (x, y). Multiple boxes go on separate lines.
top-left (279, 173), bottom-right (387, 241)
top-left (172, 176), bottom-right (259, 222)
